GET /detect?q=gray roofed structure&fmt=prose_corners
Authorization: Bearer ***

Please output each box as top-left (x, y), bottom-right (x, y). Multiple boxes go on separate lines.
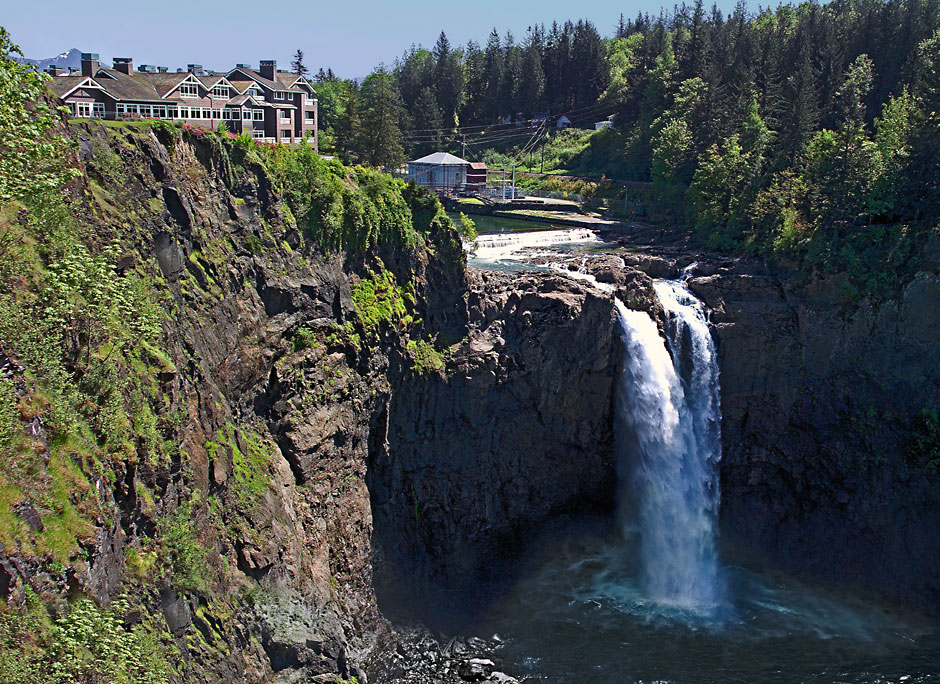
top-left (410, 152), bottom-right (469, 165)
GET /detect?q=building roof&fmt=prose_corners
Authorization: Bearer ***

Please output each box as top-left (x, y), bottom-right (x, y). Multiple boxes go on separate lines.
top-left (227, 67), bottom-right (311, 93)
top-left (410, 152), bottom-right (469, 165)
top-left (49, 62), bottom-right (315, 106)
top-left (468, 162), bottom-right (487, 170)
top-left (47, 75), bottom-right (83, 97)
top-left (81, 68), bottom-right (186, 102)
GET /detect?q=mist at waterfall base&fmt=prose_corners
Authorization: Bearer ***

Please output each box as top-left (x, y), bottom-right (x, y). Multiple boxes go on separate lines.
top-left (464, 278), bottom-right (940, 683)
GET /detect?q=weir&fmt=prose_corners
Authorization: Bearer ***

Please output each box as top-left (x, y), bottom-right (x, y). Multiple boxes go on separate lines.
top-left (614, 276), bottom-right (722, 613)
top-left (472, 228), bottom-right (600, 263)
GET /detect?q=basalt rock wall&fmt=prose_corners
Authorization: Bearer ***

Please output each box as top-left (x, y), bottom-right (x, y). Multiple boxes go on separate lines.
top-left (688, 260), bottom-right (940, 610)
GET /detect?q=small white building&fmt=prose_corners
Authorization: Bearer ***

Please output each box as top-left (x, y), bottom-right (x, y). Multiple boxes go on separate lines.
top-left (406, 152), bottom-right (469, 193)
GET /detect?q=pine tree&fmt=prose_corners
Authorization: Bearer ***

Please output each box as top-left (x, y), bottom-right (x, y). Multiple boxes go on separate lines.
top-left (779, 27), bottom-right (819, 166)
top-left (411, 86), bottom-right (443, 156)
top-left (519, 28), bottom-right (546, 113)
top-left (483, 28), bottom-right (503, 121)
top-left (433, 31), bottom-right (464, 128)
top-left (355, 67), bottom-right (406, 168)
top-left (499, 31), bottom-right (522, 117)
top-left (291, 49), bottom-right (308, 77)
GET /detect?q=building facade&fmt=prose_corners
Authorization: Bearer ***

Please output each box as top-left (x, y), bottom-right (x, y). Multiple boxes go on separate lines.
top-left (47, 54), bottom-right (317, 148)
top-left (406, 152), bottom-right (476, 194)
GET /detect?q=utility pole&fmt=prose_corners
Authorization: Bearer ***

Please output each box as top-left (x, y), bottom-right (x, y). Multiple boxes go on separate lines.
top-left (511, 165), bottom-right (516, 200)
top-left (540, 140), bottom-right (544, 174)
top-left (462, 134), bottom-right (466, 159)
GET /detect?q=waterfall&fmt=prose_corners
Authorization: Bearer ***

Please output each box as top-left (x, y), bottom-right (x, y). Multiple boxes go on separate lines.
top-left (614, 277), bottom-right (722, 613)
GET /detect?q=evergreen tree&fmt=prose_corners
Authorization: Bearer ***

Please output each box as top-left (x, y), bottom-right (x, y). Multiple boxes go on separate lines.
top-left (433, 32), bottom-right (465, 127)
top-left (355, 67), bottom-right (406, 168)
top-left (291, 49), bottom-right (308, 77)
top-left (483, 28), bottom-right (504, 120)
top-left (519, 28), bottom-right (546, 113)
top-left (334, 81), bottom-right (361, 163)
top-left (411, 86), bottom-right (443, 156)
top-left (499, 31), bottom-right (522, 116)
top-left (779, 26), bottom-right (819, 165)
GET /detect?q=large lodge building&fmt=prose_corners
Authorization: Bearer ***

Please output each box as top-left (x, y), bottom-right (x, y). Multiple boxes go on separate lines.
top-left (47, 53), bottom-right (318, 148)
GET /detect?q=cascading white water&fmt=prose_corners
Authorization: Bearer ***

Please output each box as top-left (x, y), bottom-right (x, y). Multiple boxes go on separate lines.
top-left (472, 228), bottom-right (600, 261)
top-left (614, 276), bottom-right (722, 613)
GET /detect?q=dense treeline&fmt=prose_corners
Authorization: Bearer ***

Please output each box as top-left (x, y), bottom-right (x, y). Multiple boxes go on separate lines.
top-left (310, 0), bottom-right (940, 293)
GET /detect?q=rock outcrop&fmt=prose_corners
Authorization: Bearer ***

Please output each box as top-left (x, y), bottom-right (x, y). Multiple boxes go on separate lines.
top-left (688, 262), bottom-right (940, 610)
top-left (370, 270), bottom-right (623, 624)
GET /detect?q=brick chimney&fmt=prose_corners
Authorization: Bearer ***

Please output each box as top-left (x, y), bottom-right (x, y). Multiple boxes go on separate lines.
top-left (113, 57), bottom-right (133, 74)
top-left (81, 53), bottom-right (99, 77)
top-left (45, 65), bottom-right (66, 76)
top-left (259, 59), bottom-right (276, 81)
top-left (187, 64), bottom-right (203, 74)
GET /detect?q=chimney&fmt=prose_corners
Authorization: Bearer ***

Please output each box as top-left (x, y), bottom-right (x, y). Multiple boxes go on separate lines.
top-left (113, 57), bottom-right (133, 74)
top-left (45, 65), bottom-right (66, 76)
top-left (259, 59), bottom-right (276, 81)
top-left (158, 66), bottom-right (168, 73)
top-left (187, 64), bottom-right (202, 74)
top-left (236, 63), bottom-right (252, 69)
top-left (81, 52), bottom-right (99, 77)
top-left (138, 64), bottom-right (153, 73)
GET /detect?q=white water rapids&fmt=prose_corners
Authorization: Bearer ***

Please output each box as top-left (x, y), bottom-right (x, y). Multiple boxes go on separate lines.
top-left (614, 276), bottom-right (722, 614)
top-left (471, 228), bottom-right (600, 264)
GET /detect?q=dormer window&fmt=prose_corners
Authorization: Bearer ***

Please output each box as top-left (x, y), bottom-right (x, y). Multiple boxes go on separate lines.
top-left (180, 82), bottom-right (199, 98)
top-left (211, 86), bottom-right (230, 98)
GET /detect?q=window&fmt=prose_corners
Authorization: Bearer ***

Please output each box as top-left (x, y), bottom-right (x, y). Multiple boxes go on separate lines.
top-left (211, 86), bottom-right (230, 98)
top-left (222, 109), bottom-right (233, 120)
top-left (248, 87), bottom-right (262, 97)
top-left (274, 91), bottom-right (287, 100)
top-left (154, 105), bottom-right (167, 119)
top-left (74, 102), bottom-right (91, 117)
top-left (116, 104), bottom-right (126, 115)
top-left (252, 109), bottom-right (264, 121)
top-left (211, 109), bottom-right (220, 119)
top-left (280, 109), bottom-right (291, 121)
top-left (139, 105), bottom-right (152, 118)
top-left (304, 111), bottom-right (315, 121)
top-left (179, 82), bottom-right (198, 98)
top-left (251, 129), bottom-right (264, 139)
top-left (304, 92), bottom-right (313, 102)
top-left (177, 106), bottom-right (188, 118)
top-left (201, 108), bottom-right (212, 119)
top-left (280, 130), bottom-right (291, 139)
top-left (231, 110), bottom-right (241, 120)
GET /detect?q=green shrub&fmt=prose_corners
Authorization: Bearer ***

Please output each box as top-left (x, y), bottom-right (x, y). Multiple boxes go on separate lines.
top-left (291, 326), bottom-right (318, 351)
top-left (0, 590), bottom-right (169, 684)
top-left (406, 339), bottom-right (444, 375)
top-left (351, 267), bottom-right (410, 338)
top-left (156, 495), bottom-right (209, 594)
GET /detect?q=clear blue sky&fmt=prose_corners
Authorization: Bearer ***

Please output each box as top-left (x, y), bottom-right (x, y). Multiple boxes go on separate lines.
top-left (3, 0), bottom-right (741, 78)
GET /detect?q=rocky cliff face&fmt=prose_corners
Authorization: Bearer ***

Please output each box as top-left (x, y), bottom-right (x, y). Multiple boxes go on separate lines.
top-left (370, 271), bottom-right (621, 624)
top-left (688, 260), bottom-right (940, 610)
top-left (7, 117), bottom-right (940, 684)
